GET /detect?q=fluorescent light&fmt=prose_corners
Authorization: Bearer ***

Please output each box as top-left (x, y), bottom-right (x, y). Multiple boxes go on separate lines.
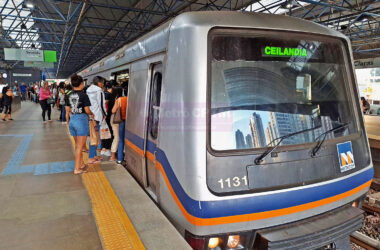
top-left (24, 1), bottom-right (34, 9)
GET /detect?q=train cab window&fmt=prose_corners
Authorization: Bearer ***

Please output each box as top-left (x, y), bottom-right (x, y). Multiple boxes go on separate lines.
top-left (209, 30), bottom-right (358, 152)
top-left (149, 72), bottom-right (162, 139)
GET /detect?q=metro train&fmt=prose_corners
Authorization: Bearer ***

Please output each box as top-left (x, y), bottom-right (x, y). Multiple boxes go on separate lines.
top-left (79, 11), bottom-right (374, 250)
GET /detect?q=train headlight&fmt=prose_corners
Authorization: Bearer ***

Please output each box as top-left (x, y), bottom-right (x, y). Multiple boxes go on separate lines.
top-left (208, 237), bottom-right (222, 249)
top-left (227, 235), bottom-right (240, 248)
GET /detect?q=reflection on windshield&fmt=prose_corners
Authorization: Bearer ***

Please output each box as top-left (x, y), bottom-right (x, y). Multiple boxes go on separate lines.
top-left (210, 33), bottom-right (355, 151)
top-left (212, 110), bottom-right (336, 150)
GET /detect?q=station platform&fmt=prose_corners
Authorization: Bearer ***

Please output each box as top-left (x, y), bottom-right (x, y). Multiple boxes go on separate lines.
top-left (0, 102), bottom-right (190, 250)
top-left (363, 115), bottom-right (380, 180)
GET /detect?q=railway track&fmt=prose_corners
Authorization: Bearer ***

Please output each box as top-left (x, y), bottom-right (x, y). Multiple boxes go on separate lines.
top-left (362, 202), bottom-right (380, 215)
top-left (350, 231), bottom-right (380, 250)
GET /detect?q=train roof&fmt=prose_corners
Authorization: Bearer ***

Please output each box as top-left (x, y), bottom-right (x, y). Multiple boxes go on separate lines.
top-left (79, 11), bottom-right (347, 78)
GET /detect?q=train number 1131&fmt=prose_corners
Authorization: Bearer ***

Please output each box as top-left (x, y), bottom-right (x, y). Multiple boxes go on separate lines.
top-left (218, 176), bottom-right (248, 189)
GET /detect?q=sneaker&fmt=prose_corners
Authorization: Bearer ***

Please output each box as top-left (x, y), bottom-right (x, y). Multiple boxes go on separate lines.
top-left (43, 121), bottom-right (47, 124)
top-left (103, 150), bottom-right (111, 157)
top-left (62, 122), bottom-right (67, 125)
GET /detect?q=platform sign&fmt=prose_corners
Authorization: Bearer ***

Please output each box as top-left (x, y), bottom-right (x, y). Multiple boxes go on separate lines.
top-left (354, 57), bottom-right (380, 69)
top-left (4, 48), bottom-right (44, 61)
top-left (24, 61), bottom-right (54, 69)
top-left (43, 50), bottom-right (57, 63)
top-left (337, 141), bottom-right (355, 172)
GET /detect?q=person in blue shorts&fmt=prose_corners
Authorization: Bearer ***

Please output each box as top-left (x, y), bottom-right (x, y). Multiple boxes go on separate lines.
top-left (66, 74), bottom-right (93, 174)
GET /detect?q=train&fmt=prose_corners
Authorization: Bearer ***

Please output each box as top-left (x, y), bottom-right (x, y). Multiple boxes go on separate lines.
top-left (78, 11), bottom-right (374, 250)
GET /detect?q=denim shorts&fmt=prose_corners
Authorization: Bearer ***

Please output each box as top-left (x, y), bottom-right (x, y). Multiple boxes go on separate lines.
top-left (69, 114), bottom-right (89, 137)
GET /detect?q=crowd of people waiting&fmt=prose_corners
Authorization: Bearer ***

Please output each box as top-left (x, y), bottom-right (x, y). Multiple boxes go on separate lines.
top-left (0, 74), bottom-right (129, 175)
top-left (65, 74), bottom-right (128, 174)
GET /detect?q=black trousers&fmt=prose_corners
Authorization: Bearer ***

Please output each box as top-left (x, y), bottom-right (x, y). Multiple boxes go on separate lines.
top-left (40, 99), bottom-right (51, 121)
top-left (101, 114), bottom-right (113, 150)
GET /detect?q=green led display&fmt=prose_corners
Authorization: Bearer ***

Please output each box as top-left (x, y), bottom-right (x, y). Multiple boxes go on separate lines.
top-left (43, 50), bottom-right (57, 62)
top-left (264, 46), bottom-right (308, 57)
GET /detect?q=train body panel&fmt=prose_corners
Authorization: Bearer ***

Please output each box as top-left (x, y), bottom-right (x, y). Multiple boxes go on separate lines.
top-left (79, 11), bottom-right (373, 249)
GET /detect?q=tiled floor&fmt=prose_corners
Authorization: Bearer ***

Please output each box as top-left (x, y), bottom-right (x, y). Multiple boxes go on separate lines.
top-left (0, 102), bottom-right (102, 250)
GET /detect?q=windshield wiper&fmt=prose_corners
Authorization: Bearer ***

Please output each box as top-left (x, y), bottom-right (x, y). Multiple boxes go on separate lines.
top-left (310, 122), bottom-right (350, 157)
top-left (254, 125), bottom-right (322, 165)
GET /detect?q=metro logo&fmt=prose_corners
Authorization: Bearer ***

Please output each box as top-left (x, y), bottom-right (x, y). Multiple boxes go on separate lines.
top-left (337, 141), bottom-right (355, 172)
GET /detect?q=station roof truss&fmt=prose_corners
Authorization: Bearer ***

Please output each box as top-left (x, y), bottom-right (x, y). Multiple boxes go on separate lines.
top-left (0, 0), bottom-right (380, 78)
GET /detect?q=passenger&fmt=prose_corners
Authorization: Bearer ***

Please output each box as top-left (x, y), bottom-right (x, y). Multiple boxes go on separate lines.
top-left (39, 81), bottom-right (53, 123)
top-left (66, 74), bottom-right (92, 174)
top-left (58, 83), bottom-right (67, 124)
top-left (35, 84), bottom-right (40, 103)
top-left (112, 84), bottom-right (128, 164)
top-left (0, 78), bottom-right (6, 113)
top-left (86, 76), bottom-right (107, 164)
top-left (100, 81), bottom-right (115, 157)
top-left (2, 86), bottom-right (14, 121)
top-left (30, 85), bottom-right (35, 102)
top-left (65, 85), bottom-right (73, 123)
top-left (52, 85), bottom-right (58, 108)
top-left (109, 86), bottom-right (122, 161)
top-left (13, 83), bottom-right (18, 97)
top-left (20, 83), bottom-right (27, 101)
top-left (361, 97), bottom-right (370, 114)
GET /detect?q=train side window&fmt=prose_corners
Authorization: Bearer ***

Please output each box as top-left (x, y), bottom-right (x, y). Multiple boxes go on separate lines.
top-left (149, 72), bottom-right (162, 139)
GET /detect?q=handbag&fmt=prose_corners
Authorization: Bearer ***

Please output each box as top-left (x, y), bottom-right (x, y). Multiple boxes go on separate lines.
top-left (112, 98), bottom-right (122, 124)
top-left (47, 98), bottom-right (55, 105)
top-left (100, 120), bottom-right (112, 139)
top-left (89, 119), bottom-right (100, 146)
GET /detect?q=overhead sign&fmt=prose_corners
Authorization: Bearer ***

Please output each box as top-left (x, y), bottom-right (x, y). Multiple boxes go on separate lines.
top-left (4, 48), bottom-right (44, 61)
top-left (24, 61), bottom-right (54, 69)
top-left (263, 46), bottom-right (308, 57)
top-left (354, 57), bottom-right (380, 69)
top-left (43, 50), bottom-right (57, 62)
top-left (13, 73), bottom-right (32, 77)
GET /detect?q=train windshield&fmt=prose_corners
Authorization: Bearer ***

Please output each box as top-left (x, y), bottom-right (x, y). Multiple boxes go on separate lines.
top-left (210, 31), bottom-right (357, 151)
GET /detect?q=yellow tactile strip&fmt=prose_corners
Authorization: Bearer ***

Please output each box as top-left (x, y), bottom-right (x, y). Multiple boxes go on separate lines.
top-left (68, 132), bottom-right (145, 250)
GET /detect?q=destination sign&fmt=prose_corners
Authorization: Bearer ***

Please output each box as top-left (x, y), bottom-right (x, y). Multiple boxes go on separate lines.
top-left (263, 46), bottom-right (308, 57)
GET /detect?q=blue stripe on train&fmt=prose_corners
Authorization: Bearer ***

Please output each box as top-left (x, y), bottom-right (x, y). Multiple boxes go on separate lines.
top-left (125, 130), bottom-right (373, 219)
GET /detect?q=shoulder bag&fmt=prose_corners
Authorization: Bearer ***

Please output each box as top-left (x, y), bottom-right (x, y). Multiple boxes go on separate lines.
top-left (113, 98), bottom-right (122, 124)
top-left (89, 119), bottom-right (100, 146)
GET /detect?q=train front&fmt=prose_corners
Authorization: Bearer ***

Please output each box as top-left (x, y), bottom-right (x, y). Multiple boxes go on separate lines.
top-left (185, 27), bottom-right (374, 249)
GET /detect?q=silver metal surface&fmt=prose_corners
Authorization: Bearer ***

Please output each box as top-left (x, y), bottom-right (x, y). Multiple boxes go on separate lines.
top-left (76, 11), bottom-right (373, 241)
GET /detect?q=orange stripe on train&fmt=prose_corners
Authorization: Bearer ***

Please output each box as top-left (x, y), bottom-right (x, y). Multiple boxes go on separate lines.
top-left (125, 139), bottom-right (371, 226)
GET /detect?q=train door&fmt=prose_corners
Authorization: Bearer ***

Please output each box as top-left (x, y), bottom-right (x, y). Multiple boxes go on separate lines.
top-left (112, 69), bottom-right (129, 84)
top-left (145, 63), bottom-right (163, 197)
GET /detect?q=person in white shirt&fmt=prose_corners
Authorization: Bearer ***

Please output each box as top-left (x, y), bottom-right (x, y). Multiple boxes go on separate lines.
top-left (86, 76), bottom-right (108, 163)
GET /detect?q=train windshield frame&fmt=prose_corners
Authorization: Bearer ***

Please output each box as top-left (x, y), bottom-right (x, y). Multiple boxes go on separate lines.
top-left (207, 28), bottom-right (361, 153)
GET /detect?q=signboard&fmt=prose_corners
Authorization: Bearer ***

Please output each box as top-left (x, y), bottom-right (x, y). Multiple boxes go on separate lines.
top-left (43, 50), bottom-right (57, 62)
top-left (24, 61), bottom-right (54, 69)
top-left (354, 57), bottom-right (380, 69)
top-left (263, 46), bottom-right (308, 57)
top-left (4, 48), bottom-right (44, 61)
top-left (13, 73), bottom-right (32, 77)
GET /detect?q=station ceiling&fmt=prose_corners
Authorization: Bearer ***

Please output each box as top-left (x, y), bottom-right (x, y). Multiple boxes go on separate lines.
top-left (1, 0), bottom-right (380, 78)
